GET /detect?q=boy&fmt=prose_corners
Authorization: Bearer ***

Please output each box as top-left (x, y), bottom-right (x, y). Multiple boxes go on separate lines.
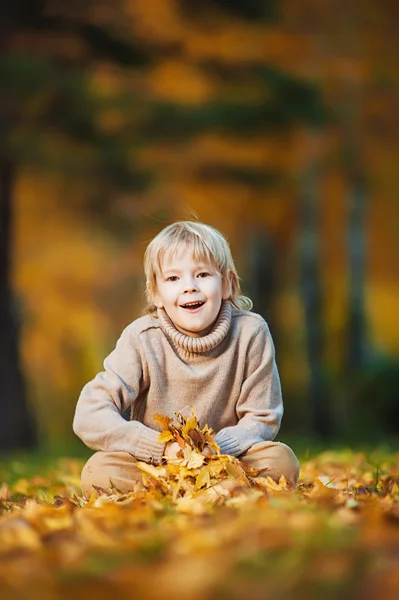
top-left (73, 221), bottom-right (299, 496)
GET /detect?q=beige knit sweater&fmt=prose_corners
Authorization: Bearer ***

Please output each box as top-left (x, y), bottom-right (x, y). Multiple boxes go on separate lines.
top-left (73, 301), bottom-right (283, 464)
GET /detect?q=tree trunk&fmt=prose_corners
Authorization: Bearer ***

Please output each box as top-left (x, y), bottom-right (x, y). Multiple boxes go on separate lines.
top-left (342, 75), bottom-right (368, 373)
top-left (298, 163), bottom-right (331, 438)
top-left (347, 171), bottom-right (367, 371)
top-left (0, 158), bottom-right (36, 451)
top-left (245, 230), bottom-right (276, 330)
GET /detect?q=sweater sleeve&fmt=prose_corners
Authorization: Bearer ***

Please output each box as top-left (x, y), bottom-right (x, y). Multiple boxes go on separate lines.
top-left (73, 324), bottom-right (165, 464)
top-left (214, 319), bottom-right (283, 457)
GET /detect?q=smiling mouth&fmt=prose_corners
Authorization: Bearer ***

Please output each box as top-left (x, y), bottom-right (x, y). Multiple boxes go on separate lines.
top-left (180, 301), bottom-right (205, 310)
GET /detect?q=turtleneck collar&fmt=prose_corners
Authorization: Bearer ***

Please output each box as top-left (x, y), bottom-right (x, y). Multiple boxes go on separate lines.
top-left (157, 300), bottom-right (232, 354)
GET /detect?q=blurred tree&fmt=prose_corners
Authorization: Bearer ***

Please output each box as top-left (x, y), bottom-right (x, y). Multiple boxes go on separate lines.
top-left (298, 153), bottom-right (331, 438)
top-left (245, 230), bottom-right (277, 329)
top-left (344, 87), bottom-right (368, 374)
top-left (0, 0), bottom-right (154, 450)
top-left (0, 158), bottom-right (35, 450)
top-left (1, 1), bottom-right (37, 450)
top-left (338, 19), bottom-right (369, 374)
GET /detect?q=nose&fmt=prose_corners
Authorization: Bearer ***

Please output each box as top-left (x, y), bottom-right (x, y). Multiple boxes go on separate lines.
top-left (183, 277), bottom-right (199, 293)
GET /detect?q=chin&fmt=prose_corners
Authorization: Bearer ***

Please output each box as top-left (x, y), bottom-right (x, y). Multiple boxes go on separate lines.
top-left (190, 325), bottom-right (207, 332)
top-left (182, 323), bottom-right (205, 332)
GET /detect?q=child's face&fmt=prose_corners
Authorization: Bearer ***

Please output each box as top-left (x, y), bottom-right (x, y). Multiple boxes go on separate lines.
top-left (153, 244), bottom-right (231, 337)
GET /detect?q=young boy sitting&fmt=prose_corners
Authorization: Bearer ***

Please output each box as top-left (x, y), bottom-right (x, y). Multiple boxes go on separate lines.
top-left (73, 221), bottom-right (300, 497)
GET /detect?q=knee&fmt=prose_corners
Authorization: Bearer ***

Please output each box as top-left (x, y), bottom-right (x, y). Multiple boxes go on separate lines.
top-left (81, 451), bottom-right (144, 498)
top-left (246, 441), bottom-right (300, 487)
top-left (81, 451), bottom-right (111, 498)
top-left (273, 442), bottom-right (300, 487)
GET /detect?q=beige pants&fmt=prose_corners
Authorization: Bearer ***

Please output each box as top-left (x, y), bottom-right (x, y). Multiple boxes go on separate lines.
top-left (81, 441), bottom-right (300, 498)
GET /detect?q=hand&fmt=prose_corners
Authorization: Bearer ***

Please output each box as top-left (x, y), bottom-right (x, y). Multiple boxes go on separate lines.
top-left (164, 441), bottom-right (182, 460)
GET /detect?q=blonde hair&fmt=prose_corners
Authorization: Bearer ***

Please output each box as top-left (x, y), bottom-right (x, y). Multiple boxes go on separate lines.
top-left (144, 221), bottom-right (253, 315)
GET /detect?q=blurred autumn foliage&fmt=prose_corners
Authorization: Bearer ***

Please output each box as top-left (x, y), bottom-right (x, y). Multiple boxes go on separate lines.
top-left (1, 0), bottom-right (399, 449)
top-left (1, 416), bottom-right (399, 598)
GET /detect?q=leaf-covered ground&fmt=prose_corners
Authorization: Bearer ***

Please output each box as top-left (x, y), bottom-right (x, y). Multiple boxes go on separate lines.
top-left (1, 420), bottom-right (399, 600)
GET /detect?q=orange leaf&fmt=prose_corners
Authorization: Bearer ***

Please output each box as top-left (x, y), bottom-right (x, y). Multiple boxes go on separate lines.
top-left (154, 414), bottom-right (173, 430)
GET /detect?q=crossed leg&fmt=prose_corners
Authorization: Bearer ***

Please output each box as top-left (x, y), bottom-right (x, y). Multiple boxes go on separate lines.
top-left (81, 441), bottom-right (300, 498)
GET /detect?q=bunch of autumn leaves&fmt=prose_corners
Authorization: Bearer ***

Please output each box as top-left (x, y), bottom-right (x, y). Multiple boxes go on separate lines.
top-left (129, 413), bottom-right (287, 506)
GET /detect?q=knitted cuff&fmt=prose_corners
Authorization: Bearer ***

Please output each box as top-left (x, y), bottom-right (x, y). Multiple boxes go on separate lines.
top-left (215, 425), bottom-right (267, 457)
top-left (214, 429), bottom-right (243, 457)
top-left (134, 426), bottom-right (165, 464)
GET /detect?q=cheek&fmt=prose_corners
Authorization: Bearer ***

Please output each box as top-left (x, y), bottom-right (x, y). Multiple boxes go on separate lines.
top-left (157, 285), bottom-right (176, 304)
top-left (204, 279), bottom-right (224, 298)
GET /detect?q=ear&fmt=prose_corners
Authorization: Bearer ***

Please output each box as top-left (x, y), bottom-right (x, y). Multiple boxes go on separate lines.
top-left (222, 270), bottom-right (234, 300)
top-left (146, 281), bottom-right (164, 309)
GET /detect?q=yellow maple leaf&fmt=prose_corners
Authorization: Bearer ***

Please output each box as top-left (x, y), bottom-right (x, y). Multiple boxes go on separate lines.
top-left (183, 447), bottom-right (206, 470)
top-left (165, 463), bottom-right (196, 479)
top-left (158, 430), bottom-right (174, 443)
top-left (195, 466), bottom-right (212, 490)
top-left (136, 461), bottom-right (167, 481)
top-left (225, 461), bottom-right (250, 486)
top-left (208, 462), bottom-right (226, 478)
top-left (253, 475), bottom-right (288, 492)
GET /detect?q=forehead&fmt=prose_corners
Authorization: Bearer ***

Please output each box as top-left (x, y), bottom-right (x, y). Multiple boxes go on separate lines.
top-left (158, 242), bottom-right (214, 271)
